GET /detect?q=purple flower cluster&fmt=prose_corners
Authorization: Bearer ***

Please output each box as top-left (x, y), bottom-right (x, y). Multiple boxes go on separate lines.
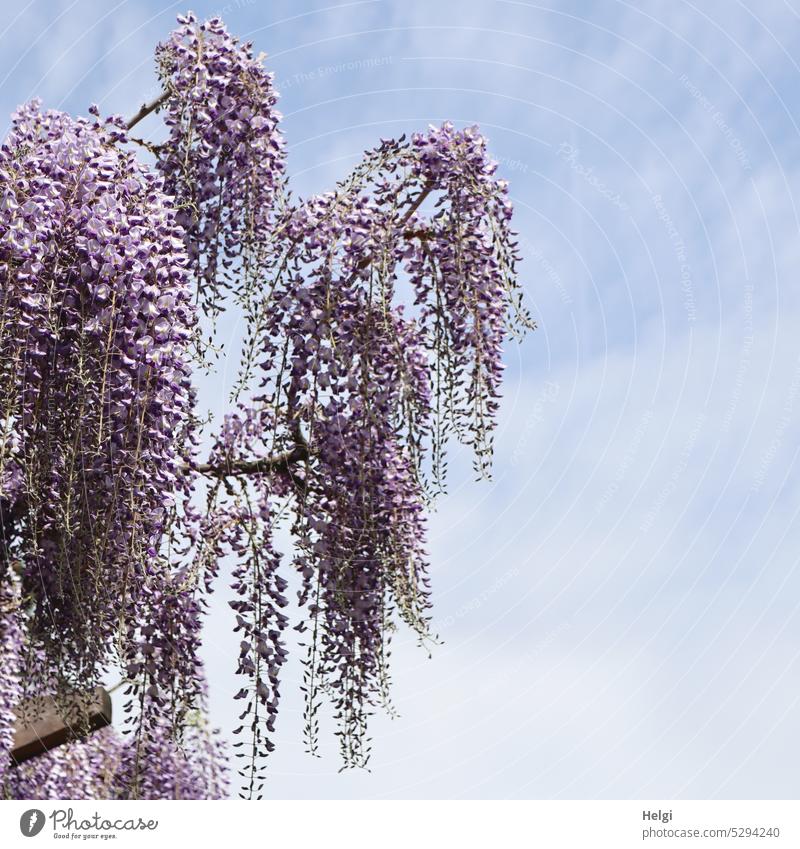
top-left (115, 718), bottom-right (229, 800)
top-left (156, 13), bottom-right (285, 314)
top-left (0, 101), bottom-right (196, 701)
top-left (121, 571), bottom-right (207, 768)
top-left (0, 579), bottom-right (21, 788)
top-left (403, 122), bottom-right (528, 477)
top-left (0, 11), bottom-right (529, 798)
top-left (226, 495), bottom-right (289, 798)
top-left (4, 722), bottom-right (228, 800)
top-left (4, 727), bottom-right (124, 800)
top-left (197, 414), bottom-right (291, 797)
top-left (221, 121), bottom-right (529, 768)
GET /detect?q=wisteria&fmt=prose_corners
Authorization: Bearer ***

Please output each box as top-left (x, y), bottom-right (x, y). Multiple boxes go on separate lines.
top-left (226, 491), bottom-right (289, 798)
top-left (0, 97), bottom-right (221, 795)
top-left (0, 11), bottom-right (530, 800)
top-left (3, 722), bottom-right (228, 800)
top-left (230, 124), bottom-right (530, 768)
top-left (0, 577), bottom-right (21, 789)
top-left (155, 12), bottom-right (285, 317)
top-left (3, 727), bottom-right (123, 800)
top-left (0, 100), bottom-right (198, 704)
top-left (120, 570), bottom-right (209, 792)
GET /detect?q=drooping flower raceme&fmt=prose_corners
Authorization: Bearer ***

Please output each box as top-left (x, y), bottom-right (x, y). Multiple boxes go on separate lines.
top-left (155, 12), bottom-right (286, 315)
top-left (220, 122), bottom-right (531, 772)
top-left (0, 11), bottom-right (530, 800)
top-left (405, 122), bottom-right (527, 477)
top-left (0, 101), bottom-right (205, 757)
top-left (226, 492), bottom-right (289, 799)
top-left (0, 578), bottom-right (21, 788)
top-left (3, 722), bottom-right (228, 800)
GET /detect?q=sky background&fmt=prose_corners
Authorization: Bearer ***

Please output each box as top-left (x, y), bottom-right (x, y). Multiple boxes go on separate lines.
top-left (2, 0), bottom-right (800, 799)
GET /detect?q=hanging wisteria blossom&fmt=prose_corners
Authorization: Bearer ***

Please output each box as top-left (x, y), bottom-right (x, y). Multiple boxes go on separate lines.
top-left (0, 11), bottom-right (531, 800)
top-left (3, 723), bottom-right (228, 800)
top-left (155, 12), bottom-right (286, 316)
top-left (0, 99), bottom-right (197, 698)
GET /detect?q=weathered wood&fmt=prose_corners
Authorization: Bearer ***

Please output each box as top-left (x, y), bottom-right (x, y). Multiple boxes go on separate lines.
top-left (9, 687), bottom-right (112, 765)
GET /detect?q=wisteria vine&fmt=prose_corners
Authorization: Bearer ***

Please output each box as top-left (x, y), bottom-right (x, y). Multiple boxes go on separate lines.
top-left (0, 11), bottom-right (532, 800)
top-left (2, 721), bottom-right (228, 800)
top-left (155, 13), bottom-right (286, 318)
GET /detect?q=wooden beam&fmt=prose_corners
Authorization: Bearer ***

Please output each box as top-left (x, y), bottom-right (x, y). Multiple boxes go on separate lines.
top-left (9, 687), bottom-right (112, 765)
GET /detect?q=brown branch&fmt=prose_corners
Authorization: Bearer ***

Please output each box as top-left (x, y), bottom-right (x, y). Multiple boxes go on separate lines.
top-left (346, 181), bottom-right (436, 283)
top-left (399, 180), bottom-right (435, 224)
top-left (128, 136), bottom-right (165, 155)
top-left (189, 442), bottom-right (309, 482)
top-left (403, 227), bottom-right (431, 241)
top-left (125, 91), bottom-right (170, 130)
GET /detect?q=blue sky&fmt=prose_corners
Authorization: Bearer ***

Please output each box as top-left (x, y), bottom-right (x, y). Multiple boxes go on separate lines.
top-left (3, 0), bottom-right (800, 799)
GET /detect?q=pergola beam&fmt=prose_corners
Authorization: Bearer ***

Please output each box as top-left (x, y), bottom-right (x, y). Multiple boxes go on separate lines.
top-left (10, 687), bottom-right (112, 765)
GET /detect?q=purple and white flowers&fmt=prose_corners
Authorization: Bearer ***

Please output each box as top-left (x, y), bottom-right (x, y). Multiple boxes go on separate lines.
top-left (4, 722), bottom-right (228, 800)
top-left (0, 99), bottom-right (196, 696)
top-left (0, 13), bottom-right (530, 800)
top-left (156, 12), bottom-right (286, 315)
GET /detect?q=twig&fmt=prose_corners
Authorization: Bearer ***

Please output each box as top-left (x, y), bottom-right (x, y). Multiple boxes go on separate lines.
top-left (399, 180), bottom-right (435, 224)
top-left (345, 181), bottom-right (435, 284)
top-left (128, 136), bottom-right (165, 156)
top-left (125, 91), bottom-right (170, 130)
top-left (188, 442), bottom-right (309, 484)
